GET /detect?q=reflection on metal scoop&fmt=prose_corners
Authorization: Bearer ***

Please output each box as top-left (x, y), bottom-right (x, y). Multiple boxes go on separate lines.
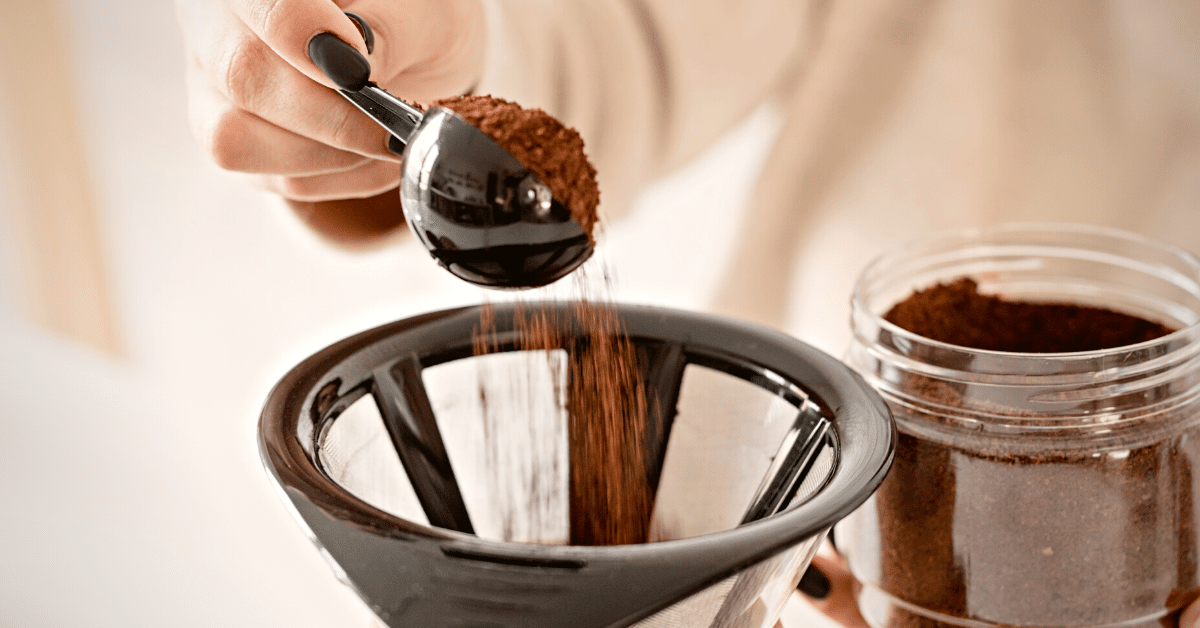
top-left (311, 18), bottom-right (593, 289)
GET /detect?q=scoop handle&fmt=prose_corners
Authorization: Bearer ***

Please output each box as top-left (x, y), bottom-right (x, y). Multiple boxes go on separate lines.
top-left (337, 84), bottom-right (424, 154)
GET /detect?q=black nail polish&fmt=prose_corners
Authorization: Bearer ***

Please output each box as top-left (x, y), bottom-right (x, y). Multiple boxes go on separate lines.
top-left (387, 135), bottom-right (406, 156)
top-left (798, 565), bottom-right (831, 600)
top-left (343, 12), bottom-right (374, 54)
top-left (308, 32), bottom-right (371, 91)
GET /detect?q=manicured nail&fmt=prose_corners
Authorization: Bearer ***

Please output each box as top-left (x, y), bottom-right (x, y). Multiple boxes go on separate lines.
top-left (343, 12), bottom-right (374, 54)
top-left (387, 135), bottom-right (406, 156)
top-left (798, 565), bottom-right (831, 600)
top-left (307, 32), bottom-right (370, 91)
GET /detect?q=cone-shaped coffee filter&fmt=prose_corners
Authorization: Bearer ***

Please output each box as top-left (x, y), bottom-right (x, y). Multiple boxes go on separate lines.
top-left (260, 302), bottom-right (894, 628)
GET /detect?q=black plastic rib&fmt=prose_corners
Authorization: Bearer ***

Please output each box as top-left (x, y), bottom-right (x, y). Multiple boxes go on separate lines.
top-left (740, 404), bottom-right (832, 524)
top-left (637, 341), bottom-right (688, 494)
top-left (371, 354), bottom-right (474, 533)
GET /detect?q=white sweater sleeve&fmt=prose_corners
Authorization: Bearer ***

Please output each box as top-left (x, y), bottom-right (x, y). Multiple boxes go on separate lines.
top-left (473, 0), bottom-right (806, 221)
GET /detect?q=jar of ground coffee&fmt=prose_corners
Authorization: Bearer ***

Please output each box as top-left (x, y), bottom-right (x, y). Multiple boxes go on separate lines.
top-left (837, 223), bottom-right (1200, 628)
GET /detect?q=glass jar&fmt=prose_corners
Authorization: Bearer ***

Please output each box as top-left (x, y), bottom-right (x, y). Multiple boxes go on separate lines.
top-left (838, 223), bottom-right (1200, 628)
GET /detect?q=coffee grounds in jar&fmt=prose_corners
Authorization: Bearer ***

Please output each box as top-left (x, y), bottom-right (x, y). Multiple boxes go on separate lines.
top-left (884, 277), bottom-right (1174, 352)
top-left (434, 95), bottom-right (601, 242)
top-left (871, 277), bottom-right (1188, 628)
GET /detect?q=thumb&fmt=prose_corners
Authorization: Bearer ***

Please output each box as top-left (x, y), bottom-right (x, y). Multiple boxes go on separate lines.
top-left (227, 0), bottom-right (371, 90)
top-left (798, 553), bottom-right (870, 628)
top-left (333, 0), bottom-right (485, 102)
top-left (1180, 597), bottom-right (1200, 628)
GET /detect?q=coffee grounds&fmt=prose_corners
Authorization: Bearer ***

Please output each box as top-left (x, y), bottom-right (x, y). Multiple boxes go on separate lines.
top-left (455, 93), bottom-right (647, 546)
top-left (872, 277), bottom-right (1192, 628)
top-left (562, 300), bottom-right (653, 546)
top-left (885, 278), bottom-right (1174, 352)
top-left (434, 95), bottom-right (601, 241)
top-left (473, 297), bottom-right (654, 547)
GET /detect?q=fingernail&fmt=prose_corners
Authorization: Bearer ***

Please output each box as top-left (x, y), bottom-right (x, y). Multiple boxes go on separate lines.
top-left (387, 135), bottom-right (406, 156)
top-left (343, 12), bottom-right (374, 54)
top-left (798, 565), bottom-right (831, 600)
top-left (307, 32), bottom-right (371, 91)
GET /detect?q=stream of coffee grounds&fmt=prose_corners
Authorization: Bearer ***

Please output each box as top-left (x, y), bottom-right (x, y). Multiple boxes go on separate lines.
top-left (473, 293), bottom-right (654, 547)
top-left (455, 95), bottom-right (651, 546)
top-left (563, 298), bottom-right (653, 546)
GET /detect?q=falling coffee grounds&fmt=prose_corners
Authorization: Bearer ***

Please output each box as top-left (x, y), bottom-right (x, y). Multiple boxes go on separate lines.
top-left (872, 277), bottom-right (1188, 628)
top-left (454, 97), bottom-right (651, 545)
top-left (473, 294), bottom-right (654, 547)
top-left (562, 299), bottom-right (654, 546)
top-left (434, 94), bottom-right (601, 242)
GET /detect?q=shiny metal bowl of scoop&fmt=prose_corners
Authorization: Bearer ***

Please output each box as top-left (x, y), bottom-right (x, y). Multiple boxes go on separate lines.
top-left (398, 106), bottom-right (593, 289)
top-left (310, 19), bottom-right (593, 289)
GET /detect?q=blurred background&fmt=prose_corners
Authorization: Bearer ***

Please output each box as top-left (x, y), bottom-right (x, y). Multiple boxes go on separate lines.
top-left (0, 0), bottom-right (829, 626)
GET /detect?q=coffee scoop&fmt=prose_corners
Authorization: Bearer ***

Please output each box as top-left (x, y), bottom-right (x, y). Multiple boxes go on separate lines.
top-left (308, 15), bottom-right (594, 289)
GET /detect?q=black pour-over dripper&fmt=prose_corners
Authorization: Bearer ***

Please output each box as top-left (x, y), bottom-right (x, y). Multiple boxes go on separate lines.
top-left (259, 302), bottom-right (894, 628)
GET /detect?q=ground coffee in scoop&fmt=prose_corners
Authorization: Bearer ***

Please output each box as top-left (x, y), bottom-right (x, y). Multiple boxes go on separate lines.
top-left (434, 95), bottom-right (601, 241)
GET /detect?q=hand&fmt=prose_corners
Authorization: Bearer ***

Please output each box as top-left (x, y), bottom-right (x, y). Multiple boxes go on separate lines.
top-left (797, 553), bottom-right (869, 628)
top-left (1181, 599), bottom-right (1200, 628)
top-left (175, 0), bottom-right (485, 243)
top-left (797, 554), bottom-right (1200, 628)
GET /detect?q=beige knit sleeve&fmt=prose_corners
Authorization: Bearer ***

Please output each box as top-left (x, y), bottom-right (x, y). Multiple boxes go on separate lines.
top-left (473, 0), bottom-right (806, 221)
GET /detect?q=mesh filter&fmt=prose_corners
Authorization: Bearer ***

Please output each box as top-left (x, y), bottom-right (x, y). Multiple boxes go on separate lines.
top-left (260, 302), bottom-right (894, 628)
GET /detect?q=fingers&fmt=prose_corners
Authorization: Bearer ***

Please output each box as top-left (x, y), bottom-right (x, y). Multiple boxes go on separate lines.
top-left (798, 554), bottom-right (869, 628)
top-left (228, 0), bottom-right (485, 101)
top-left (178, 0), bottom-right (399, 189)
top-left (226, 0), bottom-right (369, 89)
top-left (185, 63), bottom-right (378, 174)
top-left (796, 557), bottom-right (1200, 628)
top-left (286, 188), bottom-right (408, 249)
top-left (335, 0), bottom-right (485, 101)
top-left (175, 0), bottom-right (484, 205)
top-left (182, 6), bottom-right (397, 163)
top-left (1180, 597), bottom-right (1200, 628)
top-left (255, 158), bottom-right (402, 202)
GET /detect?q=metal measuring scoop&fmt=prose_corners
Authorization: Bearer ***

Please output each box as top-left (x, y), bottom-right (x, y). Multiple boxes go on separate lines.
top-left (308, 15), bottom-right (593, 289)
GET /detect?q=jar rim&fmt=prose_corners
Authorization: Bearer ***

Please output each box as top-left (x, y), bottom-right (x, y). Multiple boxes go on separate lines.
top-left (852, 221), bottom-right (1200, 365)
top-left (848, 221), bottom-right (1200, 439)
